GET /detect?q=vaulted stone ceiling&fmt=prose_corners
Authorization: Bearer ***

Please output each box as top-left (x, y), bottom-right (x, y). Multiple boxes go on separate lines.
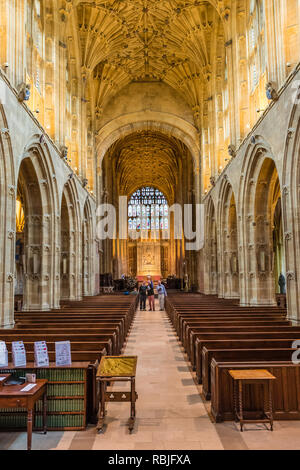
top-left (75, 0), bottom-right (227, 112)
top-left (105, 130), bottom-right (191, 201)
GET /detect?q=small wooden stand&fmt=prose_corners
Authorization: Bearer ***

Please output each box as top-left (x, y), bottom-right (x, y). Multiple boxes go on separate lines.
top-left (229, 369), bottom-right (276, 432)
top-left (96, 356), bottom-right (138, 434)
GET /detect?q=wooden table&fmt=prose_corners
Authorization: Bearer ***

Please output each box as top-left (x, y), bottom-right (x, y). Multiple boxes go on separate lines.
top-left (229, 369), bottom-right (276, 432)
top-left (96, 356), bottom-right (138, 433)
top-left (0, 379), bottom-right (47, 450)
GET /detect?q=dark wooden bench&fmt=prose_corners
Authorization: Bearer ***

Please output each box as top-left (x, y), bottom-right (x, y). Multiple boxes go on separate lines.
top-left (210, 359), bottom-right (300, 422)
top-left (187, 326), bottom-right (300, 368)
top-left (194, 332), bottom-right (300, 377)
top-left (202, 347), bottom-right (296, 400)
top-left (195, 338), bottom-right (300, 384)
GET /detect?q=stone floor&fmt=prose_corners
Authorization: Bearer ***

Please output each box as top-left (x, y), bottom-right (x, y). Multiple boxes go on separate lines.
top-left (2, 301), bottom-right (300, 450)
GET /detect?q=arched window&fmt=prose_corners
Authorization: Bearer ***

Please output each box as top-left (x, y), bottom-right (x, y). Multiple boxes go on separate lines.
top-left (128, 187), bottom-right (169, 233)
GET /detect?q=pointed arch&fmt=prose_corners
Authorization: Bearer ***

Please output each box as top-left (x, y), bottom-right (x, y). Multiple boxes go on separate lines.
top-left (82, 197), bottom-right (96, 297)
top-left (240, 143), bottom-right (282, 306)
top-left (0, 106), bottom-right (16, 327)
top-left (60, 179), bottom-right (82, 301)
top-left (203, 196), bottom-right (218, 295)
top-left (16, 140), bottom-right (59, 311)
top-left (217, 177), bottom-right (239, 299)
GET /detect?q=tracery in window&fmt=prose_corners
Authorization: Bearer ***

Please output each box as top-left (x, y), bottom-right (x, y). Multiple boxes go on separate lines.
top-left (128, 187), bottom-right (169, 233)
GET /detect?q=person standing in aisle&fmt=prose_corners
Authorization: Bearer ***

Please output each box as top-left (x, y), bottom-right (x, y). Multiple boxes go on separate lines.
top-left (139, 282), bottom-right (147, 310)
top-left (157, 280), bottom-right (167, 311)
top-left (147, 280), bottom-right (155, 311)
top-left (147, 275), bottom-right (153, 289)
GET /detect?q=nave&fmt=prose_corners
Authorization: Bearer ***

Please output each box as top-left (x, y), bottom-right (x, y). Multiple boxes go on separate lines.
top-left (1, 299), bottom-right (300, 451)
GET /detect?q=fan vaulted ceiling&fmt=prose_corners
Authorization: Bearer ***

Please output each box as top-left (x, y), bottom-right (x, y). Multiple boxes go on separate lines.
top-left (74, 0), bottom-right (227, 111)
top-left (105, 130), bottom-right (192, 201)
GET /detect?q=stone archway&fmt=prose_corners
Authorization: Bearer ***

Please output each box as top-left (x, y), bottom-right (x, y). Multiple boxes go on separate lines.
top-left (82, 198), bottom-right (95, 297)
top-left (218, 181), bottom-right (239, 299)
top-left (60, 181), bottom-right (81, 301)
top-left (95, 113), bottom-right (201, 204)
top-left (16, 149), bottom-right (57, 311)
top-left (243, 155), bottom-right (282, 306)
top-left (203, 197), bottom-right (218, 295)
top-left (0, 107), bottom-right (15, 327)
top-left (282, 104), bottom-right (300, 320)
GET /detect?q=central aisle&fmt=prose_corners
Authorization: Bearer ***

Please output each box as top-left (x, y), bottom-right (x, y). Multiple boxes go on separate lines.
top-left (89, 301), bottom-right (224, 450)
top-left (3, 301), bottom-right (300, 450)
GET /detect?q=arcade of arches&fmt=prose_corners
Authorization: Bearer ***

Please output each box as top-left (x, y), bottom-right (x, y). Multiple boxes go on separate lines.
top-left (0, 0), bottom-right (299, 327)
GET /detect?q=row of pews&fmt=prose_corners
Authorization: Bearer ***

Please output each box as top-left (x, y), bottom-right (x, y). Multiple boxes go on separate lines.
top-left (0, 295), bottom-right (138, 430)
top-left (166, 293), bottom-right (300, 422)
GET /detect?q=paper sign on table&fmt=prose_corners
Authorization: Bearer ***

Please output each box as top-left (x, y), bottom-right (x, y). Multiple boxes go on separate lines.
top-left (12, 341), bottom-right (26, 367)
top-left (34, 341), bottom-right (49, 367)
top-left (55, 341), bottom-right (72, 366)
top-left (20, 384), bottom-right (37, 392)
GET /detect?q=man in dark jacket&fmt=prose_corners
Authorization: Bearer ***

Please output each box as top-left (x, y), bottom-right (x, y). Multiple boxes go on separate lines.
top-left (139, 282), bottom-right (147, 310)
top-left (147, 281), bottom-right (155, 311)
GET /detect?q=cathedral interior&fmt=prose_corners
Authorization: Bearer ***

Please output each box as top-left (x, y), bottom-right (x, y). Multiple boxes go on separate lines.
top-left (0, 0), bottom-right (300, 452)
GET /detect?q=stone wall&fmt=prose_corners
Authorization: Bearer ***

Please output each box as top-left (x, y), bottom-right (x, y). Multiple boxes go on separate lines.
top-left (201, 66), bottom-right (300, 319)
top-left (0, 72), bottom-right (98, 328)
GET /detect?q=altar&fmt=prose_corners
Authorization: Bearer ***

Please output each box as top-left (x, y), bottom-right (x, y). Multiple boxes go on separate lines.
top-left (137, 242), bottom-right (161, 278)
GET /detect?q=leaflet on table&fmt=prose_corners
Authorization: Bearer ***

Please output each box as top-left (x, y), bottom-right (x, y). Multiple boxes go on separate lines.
top-left (55, 341), bottom-right (72, 366)
top-left (20, 383), bottom-right (37, 392)
top-left (34, 341), bottom-right (49, 367)
top-left (12, 341), bottom-right (27, 367)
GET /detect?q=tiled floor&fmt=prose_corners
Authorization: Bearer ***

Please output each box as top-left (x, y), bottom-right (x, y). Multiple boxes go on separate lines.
top-left (2, 301), bottom-right (300, 450)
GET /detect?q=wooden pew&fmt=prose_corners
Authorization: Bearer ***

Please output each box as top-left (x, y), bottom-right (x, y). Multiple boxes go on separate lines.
top-left (210, 359), bottom-right (300, 422)
top-left (194, 332), bottom-right (300, 380)
top-left (171, 310), bottom-right (286, 336)
top-left (0, 332), bottom-right (119, 354)
top-left (181, 317), bottom-right (292, 350)
top-left (12, 324), bottom-right (125, 351)
top-left (195, 338), bottom-right (300, 384)
top-left (202, 347), bottom-right (296, 399)
top-left (187, 326), bottom-right (300, 368)
top-left (177, 314), bottom-right (287, 339)
top-left (5, 340), bottom-right (110, 361)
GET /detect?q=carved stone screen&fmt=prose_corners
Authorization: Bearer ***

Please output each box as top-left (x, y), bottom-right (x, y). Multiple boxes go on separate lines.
top-left (137, 242), bottom-right (161, 277)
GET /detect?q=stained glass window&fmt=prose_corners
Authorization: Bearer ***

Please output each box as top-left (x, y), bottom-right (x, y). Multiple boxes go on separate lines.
top-left (128, 187), bottom-right (169, 233)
